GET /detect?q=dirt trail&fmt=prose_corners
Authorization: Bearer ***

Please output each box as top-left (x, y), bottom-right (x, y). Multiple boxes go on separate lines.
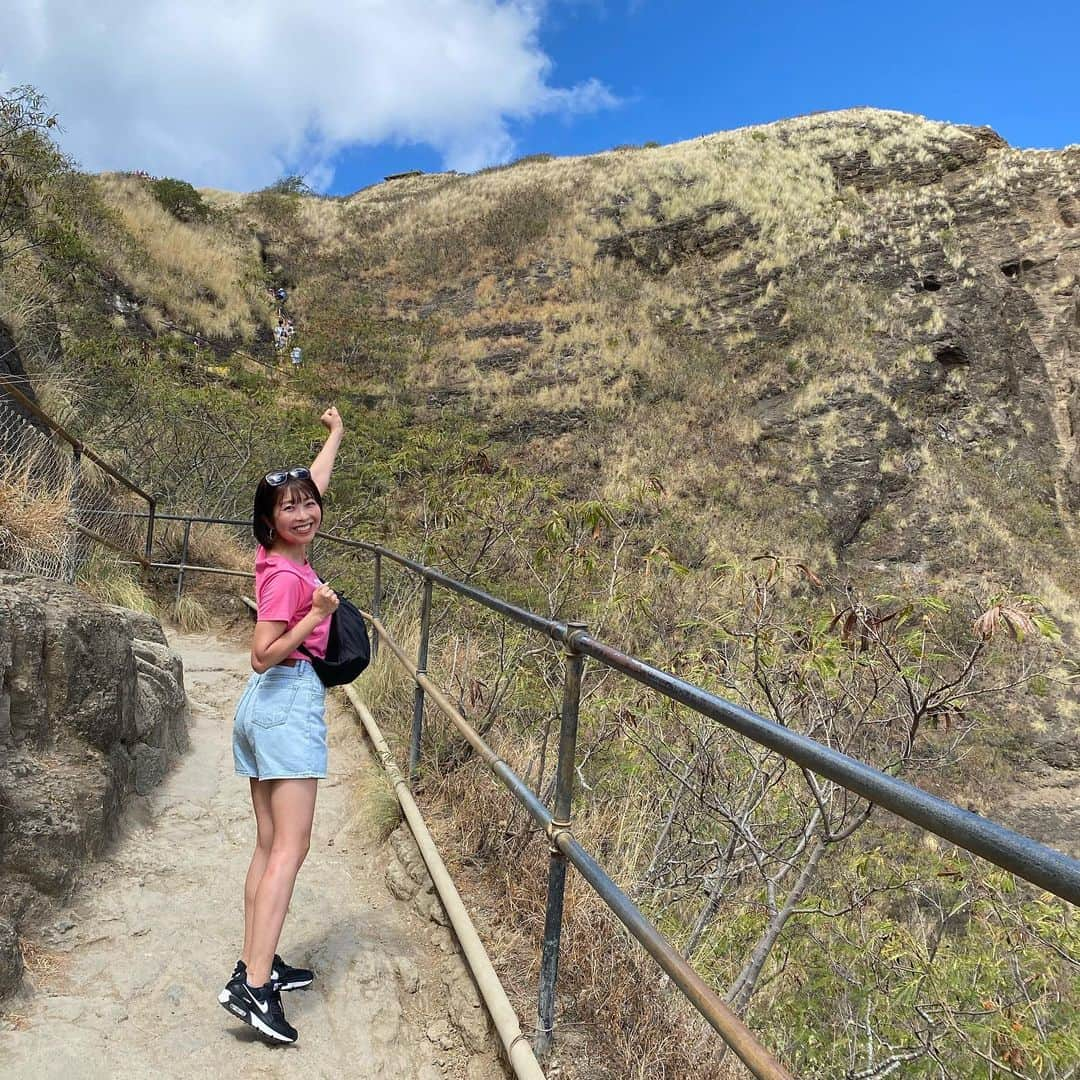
top-left (0, 630), bottom-right (508, 1080)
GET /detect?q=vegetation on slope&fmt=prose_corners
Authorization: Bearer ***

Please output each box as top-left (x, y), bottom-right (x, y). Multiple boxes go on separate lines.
top-left (3, 85), bottom-right (1079, 1077)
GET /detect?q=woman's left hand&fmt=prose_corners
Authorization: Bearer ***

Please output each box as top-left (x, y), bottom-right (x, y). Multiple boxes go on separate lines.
top-left (320, 406), bottom-right (343, 434)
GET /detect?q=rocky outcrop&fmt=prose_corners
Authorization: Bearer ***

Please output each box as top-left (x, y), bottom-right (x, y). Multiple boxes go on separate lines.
top-left (0, 319), bottom-right (45, 436)
top-left (383, 823), bottom-right (494, 1055)
top-left (0, 572), bottom-right (187, 997)
top-left (596, 201), bottom-right (756, 273)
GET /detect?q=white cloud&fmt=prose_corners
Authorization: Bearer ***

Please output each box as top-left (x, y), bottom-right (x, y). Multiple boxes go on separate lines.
top-left (1, 0), bottom-right (617, 190)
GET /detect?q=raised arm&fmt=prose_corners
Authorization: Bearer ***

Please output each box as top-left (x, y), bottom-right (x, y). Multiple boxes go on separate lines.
top-left (309, 406), bottom-right (344, 495)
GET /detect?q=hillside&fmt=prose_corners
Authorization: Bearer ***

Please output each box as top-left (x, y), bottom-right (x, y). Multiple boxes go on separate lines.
top-left (3, 99), bottom-right (1079, 1077)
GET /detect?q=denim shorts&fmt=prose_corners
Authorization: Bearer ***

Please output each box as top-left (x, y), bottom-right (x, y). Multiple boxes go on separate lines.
top-left (232, 661), bottom-right (328, 780)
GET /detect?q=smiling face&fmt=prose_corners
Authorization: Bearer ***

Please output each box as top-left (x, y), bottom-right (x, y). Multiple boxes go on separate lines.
top-left (271, 481), bottom-right (322, 548)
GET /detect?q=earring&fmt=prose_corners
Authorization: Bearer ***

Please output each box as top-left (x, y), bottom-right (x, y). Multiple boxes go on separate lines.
top-left (268, 527), bottom-right (275, 541)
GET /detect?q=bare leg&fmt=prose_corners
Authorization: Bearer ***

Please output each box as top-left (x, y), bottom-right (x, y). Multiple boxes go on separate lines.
top-left (246, 778), bottom-right (318, 986)
top-left (241, 778), bottom-right (275, 967)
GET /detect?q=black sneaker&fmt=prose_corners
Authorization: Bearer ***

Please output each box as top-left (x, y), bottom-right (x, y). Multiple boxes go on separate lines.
top-left (226, 956), bottom-right (313, 993)
top-left (218, 979), bottom-right (297, 1044)
top-left (271, 954), bottom-right (314, 992)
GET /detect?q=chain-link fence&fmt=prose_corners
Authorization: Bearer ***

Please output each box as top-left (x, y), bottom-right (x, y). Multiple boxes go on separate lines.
top-left (0, 383), bottom-right (153, 583)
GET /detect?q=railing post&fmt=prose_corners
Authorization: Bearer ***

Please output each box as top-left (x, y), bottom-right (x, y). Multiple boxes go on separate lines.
top-left (145, 497), bottom-right (157, 565)
top-left (175, 518), bottom-right (192, 605)
top-left (409, 576), bottom-right (433, 785)
top-left (64, 446), bottom-right (82, 583)
top-left (372, 550), bottom-right (382, 660)
top-left (534, 620), bottom-right (587, 1058)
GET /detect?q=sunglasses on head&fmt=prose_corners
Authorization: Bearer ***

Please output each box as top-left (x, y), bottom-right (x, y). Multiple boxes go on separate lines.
top-left (264, 467), bottom-right (311, 487)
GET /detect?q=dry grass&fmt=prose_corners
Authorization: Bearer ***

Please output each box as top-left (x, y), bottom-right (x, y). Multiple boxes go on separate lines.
top-left (354, 765), bottom-right (402, 843)
top-left (173, 593), bottom-right (211, 632)
top-left (0, 248), bottom-right (52, 347)
top-left (17, 936), bottom-right (64, 988)
top-left (186, 521), bottom-right (252, 572)
top-left (92, 174), bottom-right (266, 340)
top-left (0, 446), bottom-right (71, 564)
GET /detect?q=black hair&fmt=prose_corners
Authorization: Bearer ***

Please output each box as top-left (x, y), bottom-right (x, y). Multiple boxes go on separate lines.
top-left (252, 475), bottom-right (323, 548)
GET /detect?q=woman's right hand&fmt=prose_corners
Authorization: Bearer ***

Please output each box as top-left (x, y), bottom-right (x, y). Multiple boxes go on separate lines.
top-left (311, 584), bottom-right (340, 618)
top-left (320, 406), bottom-right (344, 434)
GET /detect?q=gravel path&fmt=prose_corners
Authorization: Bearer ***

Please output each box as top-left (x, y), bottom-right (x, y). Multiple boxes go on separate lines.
top-left (0, 630), bottom-right (508, 1080)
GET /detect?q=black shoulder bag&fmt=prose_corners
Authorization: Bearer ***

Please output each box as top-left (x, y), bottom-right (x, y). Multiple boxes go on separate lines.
top-left (299, 591), bottom-right (371, 687)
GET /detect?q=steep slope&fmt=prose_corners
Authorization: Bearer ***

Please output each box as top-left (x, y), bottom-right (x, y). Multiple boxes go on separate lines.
top-left (236, 111), bottom-right (1080, 595)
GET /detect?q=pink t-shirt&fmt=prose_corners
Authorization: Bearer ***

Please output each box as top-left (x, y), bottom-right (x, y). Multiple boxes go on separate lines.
top-left (254, 546), bottom-right (330, 662)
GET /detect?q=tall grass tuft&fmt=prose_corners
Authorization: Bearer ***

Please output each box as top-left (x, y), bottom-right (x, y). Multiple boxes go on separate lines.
top-left (77, 551), bottom-right (157, 614)
top-left (173, 593), bottom-right (211, 632)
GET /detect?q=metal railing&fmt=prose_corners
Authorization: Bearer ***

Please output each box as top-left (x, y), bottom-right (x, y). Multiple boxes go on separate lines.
top-left (97, 511), bottom-right (1080, 1078)
top-left (0, 379), bottom-right (154, 581)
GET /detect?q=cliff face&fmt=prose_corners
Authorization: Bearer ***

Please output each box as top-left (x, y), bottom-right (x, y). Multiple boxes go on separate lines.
top-left (0, 573), bottom-right (187, 997)
top-left (186, 111), bottom-right (1076, 595)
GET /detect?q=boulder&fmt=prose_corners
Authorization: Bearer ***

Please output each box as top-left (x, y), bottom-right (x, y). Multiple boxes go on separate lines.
top-left (0, 571), bottom-right (188, 997)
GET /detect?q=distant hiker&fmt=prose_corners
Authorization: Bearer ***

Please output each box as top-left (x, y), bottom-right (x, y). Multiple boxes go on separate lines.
top-left (276, 287), bottom-right (287, 303)
top-left (218, 407), bottom-right (345, 1045)
top-left (273, 319), bottom-right (286, 350)
top-left (290, 346), bottom-right (302, 368)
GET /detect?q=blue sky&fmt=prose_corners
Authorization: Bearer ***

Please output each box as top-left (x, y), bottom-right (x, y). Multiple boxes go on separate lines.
top-left (4, 0), bottom-right (1078, 194)
top-left (331, 0), bottom-right (1080, 195)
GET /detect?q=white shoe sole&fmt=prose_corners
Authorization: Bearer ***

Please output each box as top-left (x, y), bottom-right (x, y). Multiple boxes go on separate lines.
top-left (218, 990), bottom-right (297, 1043)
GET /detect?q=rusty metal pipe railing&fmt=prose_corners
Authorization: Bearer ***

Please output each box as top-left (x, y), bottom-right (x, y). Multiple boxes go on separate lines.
top-left (365, 613), bottom-right (795, 1080)
top-left (409, 576), bottom-right (433, 784)
top-left (111, 508), bottom-right (1080, 1070)
top-left (106, 512), bottom-right (1080, 906)
top-left (175, 519), bottom-right (193, 605)
top-left (325, 533), bottom-right (1080, 908)
top-left (1, 380), bottom-right (154, 505)
top-left (322, 534), bottom-right (570, 642)
top-left (124, 561), bottom-right (254, 579)
top-left (72, 522), bottom-right (150, 569)
top-left (534, 621), bottom-right (586, 1058)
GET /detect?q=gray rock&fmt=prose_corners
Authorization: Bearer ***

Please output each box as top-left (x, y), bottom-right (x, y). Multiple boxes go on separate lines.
top-left (134, 744), bottom-right (169, 795)
top-left (0, 574), bottom-right (188, 1000)
top-left (413, 886), bottom-right (450, 927)
top-left (447, 971), bottom-right (491, 1052)
top-left (425, 1018), bottom-right (458, 1050)
top-left (386, 858), bottom-right (421, 900)
top-left (393, 955), bottom-right (420, 993)
top-left (389, 823), bottom-right (429, 884)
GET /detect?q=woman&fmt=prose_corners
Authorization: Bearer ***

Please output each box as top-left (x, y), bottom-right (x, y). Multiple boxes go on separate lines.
top-left (218, 406), bottom-right (344, 1044)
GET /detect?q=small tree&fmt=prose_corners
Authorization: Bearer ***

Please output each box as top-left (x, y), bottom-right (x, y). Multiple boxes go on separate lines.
top-left (628, 560), bottom-right (1059, 1017)
top-left (148, 177), bottom-right (209, 223)
top-left (0, 85), bottom-right (69, 269)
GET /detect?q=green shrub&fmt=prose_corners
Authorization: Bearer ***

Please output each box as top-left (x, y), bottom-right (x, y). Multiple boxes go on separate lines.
top-left (149, 177), bottom-right (209, 223)
top-left (249, 176), bottom-right (309, 231)
top-left (263, 174), bottom-right (311, 196)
